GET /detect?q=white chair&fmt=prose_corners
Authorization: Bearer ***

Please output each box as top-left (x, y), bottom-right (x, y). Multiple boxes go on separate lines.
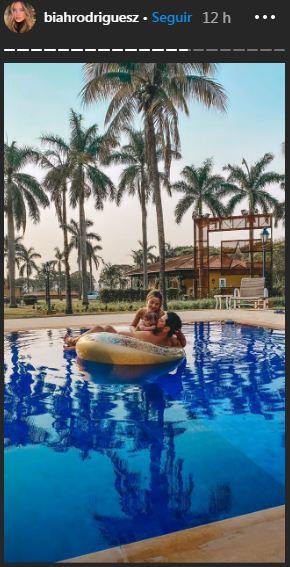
top-left (233, 277), bottom-right (268, 309)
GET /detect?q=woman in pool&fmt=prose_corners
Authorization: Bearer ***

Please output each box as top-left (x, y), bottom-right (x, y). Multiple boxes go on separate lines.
top-left (131, 290), bottom-right (164, 330)
top-left (64, 312), bottom-right (184, 350)
top-left (4, 1), bottom-right (36, 33)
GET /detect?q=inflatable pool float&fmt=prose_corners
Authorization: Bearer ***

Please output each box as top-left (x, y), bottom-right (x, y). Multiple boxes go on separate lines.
top-left (78, 358), bottom-right (185, 383)
top-left (76, 332), bottom-right (185, 366)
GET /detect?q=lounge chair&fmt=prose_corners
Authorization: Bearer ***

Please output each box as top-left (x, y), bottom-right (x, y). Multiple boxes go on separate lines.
top-left (233, 277), bottom-right (269, 309)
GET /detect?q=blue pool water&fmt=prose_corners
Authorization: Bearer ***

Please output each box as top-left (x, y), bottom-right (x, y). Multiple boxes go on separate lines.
top-left (4, 323), bottom-right (285, 563)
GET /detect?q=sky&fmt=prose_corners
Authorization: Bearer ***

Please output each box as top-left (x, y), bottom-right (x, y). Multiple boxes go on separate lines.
top-left (4, 62), bottom-right (285, 278)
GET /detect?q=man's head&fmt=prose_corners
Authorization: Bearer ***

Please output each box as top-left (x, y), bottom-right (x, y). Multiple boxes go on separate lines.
top-left (156, 312), bottom-right (182, 337)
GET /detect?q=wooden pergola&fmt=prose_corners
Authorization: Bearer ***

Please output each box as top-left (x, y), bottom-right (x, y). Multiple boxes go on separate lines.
top-left (194, 214), bottom-right (273, 298)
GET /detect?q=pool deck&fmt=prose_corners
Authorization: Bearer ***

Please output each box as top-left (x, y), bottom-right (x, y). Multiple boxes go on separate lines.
top-left (62, 506), bottom-right (285, 563)
top-left (5, 309), bottom-right (285, 563)
top-left (4, 308), bottom-right (285, 332)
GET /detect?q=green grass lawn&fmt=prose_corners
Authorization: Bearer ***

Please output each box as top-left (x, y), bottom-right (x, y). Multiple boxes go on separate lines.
top-left (4, 297), bottom-right (285, 319)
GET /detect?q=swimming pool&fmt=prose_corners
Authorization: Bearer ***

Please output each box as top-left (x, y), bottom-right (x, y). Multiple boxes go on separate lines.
top-left (4, 322), bottom-right (285, 563)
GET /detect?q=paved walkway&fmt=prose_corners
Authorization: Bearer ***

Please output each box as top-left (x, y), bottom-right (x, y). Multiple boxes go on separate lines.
top-left (4, 309), bottom-right (285, 332)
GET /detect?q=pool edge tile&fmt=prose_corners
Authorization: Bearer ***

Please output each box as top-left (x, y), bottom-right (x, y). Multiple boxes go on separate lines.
top-left (62, 505), bottom-right (285, 563)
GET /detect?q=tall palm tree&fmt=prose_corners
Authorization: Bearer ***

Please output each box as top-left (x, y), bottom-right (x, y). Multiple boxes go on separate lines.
top-left (131, 242), bottom-right (157, 268)
top-left (109, 128), bottom-right (150, 289)
top-left (4, 141), bottom-right (49, 307)
top-left (40, 136), bottom-right (73, 314)
top-left (109, 127), bottom-right (175, 289)
top-left (18, 246), bottom-right (41, 293)
top-left (67, 218), bottom-right (102, 299)
top-left (66, 109), bottom-right (115, 306)
top-left (82, 63), bottom-right (227, 307)
top-left (221, 153), bottom-right (284, 274)
top-left (54, 247), bottom-right (65, 299)
top-left (86, 242), bottom-right (103, 292)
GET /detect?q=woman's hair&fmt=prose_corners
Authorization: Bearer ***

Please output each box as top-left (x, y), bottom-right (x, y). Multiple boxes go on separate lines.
top-left (146, 290), bottom-right (163, 304)
top-left (4, 2), bottom-right (36, 33)
top-left (165, 312), bottom-right (182, 337)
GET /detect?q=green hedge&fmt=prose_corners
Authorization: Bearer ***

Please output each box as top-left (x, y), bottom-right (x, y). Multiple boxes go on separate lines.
top-left (99, 289), bottom-right (148, 303)
top-left (99, 288), bottom-right (182, 303)
top-left (23, 295), bottom-right (38, 306)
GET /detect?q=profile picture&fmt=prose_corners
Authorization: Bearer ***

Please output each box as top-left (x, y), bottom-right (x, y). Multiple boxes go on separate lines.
top-left (4, 1), bottom-right (36, 33)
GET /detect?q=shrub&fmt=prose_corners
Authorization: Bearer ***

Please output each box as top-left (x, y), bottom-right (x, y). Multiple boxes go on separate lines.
top-left (23, 295), bottom-right (38, 306)
top-left (99, 288), bottom-right (149, 303)
top-left (167, 288), bottom-right (182, 300)
top-left (269, 296), bottom-right (285, 308)
top-left (168, 298), bottom-right (216, 310)
top-left (99, 287), bottom-right (182, 303)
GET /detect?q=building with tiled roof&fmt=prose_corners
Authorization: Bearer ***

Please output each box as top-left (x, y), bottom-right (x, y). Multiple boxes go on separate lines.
top-left (125, 253), bottom-right (263, 296)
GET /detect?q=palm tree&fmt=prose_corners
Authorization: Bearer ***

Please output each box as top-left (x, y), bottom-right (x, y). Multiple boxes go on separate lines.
top-left (164, 242), bottom-right (177, 258)
top-left (99, 263), bottom-right (123, 289)
top-left (67, 218), bottom-right (102, 298)
top-left (173, 159), bottom-right (226, 223)
top-left (273, 201), bottom-right (285, 228)
top-left (66, 109), bottom-right (115, 306)
top-left (39, 261), bottom-right (56, 311)
top-left (40, 135), bottom-right (73, 314)
top-left (53, 247), bottom-right (65, 299)
top-left (109, 127), bottom-right (175, 289)
top-left (221, 153), bottom-right (284, 274)
top-left (86, 242), bottom-right (103, 292)
top-left (4, 235), bottom-right (25, 288)
top-left (18, 246), bottom-right (41, 293)
top-left (173, 159), bottom-right (226, 298)
top-left (131, 242), bottom-right (157, 268)
top-left (82, 63), bottom-right (227, 307)
top-left (273, 142), bottom-right (285, 227)
top-left (4, 141), bottom-right (49, 307)
top-left (109, 128), bottom-right (150, 288)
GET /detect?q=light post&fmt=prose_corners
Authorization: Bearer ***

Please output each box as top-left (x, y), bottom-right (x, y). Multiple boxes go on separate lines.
top-left (260, 227), bottom-right (269, 281)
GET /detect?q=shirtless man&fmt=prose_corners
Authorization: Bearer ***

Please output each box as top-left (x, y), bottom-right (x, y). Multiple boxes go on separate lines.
top-left (63, 312), bottom-right (184, 350)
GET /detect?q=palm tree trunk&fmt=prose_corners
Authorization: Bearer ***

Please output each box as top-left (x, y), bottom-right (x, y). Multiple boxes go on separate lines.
top-left (196, 204), bottom-right (205, 298)
top-left (58, 264), bottom-right (62, 299)
top-left (77, 255), bottom-right (82, 299)
top-left (7, 193), bottom-right (17, 308)
top-left (89, 257), bottom-right (93, 292)
top-left (145, 114), bottom-right (167, 308)
top-left (26, 266), bottom-right (30, 294)
top-left (79, 192), bottom-right (88, 306)
top-left (62, 187), bottom-right (73, 314)
top-left (140, 174), bottom-right (148, 290)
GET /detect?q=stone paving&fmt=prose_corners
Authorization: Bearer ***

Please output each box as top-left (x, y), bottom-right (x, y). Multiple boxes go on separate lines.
top-left (4, 308), bottom-right (285, 332)
top-left (63, 506), bottom-right (285, 564)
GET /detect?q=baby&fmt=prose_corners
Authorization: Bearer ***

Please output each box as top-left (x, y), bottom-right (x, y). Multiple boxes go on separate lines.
top-left (137, 310), bottom-right (158, 331)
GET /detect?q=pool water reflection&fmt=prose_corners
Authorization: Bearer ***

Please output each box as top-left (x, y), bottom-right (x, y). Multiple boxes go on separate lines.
top-left (4, 323), bottom-right (285, 563)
